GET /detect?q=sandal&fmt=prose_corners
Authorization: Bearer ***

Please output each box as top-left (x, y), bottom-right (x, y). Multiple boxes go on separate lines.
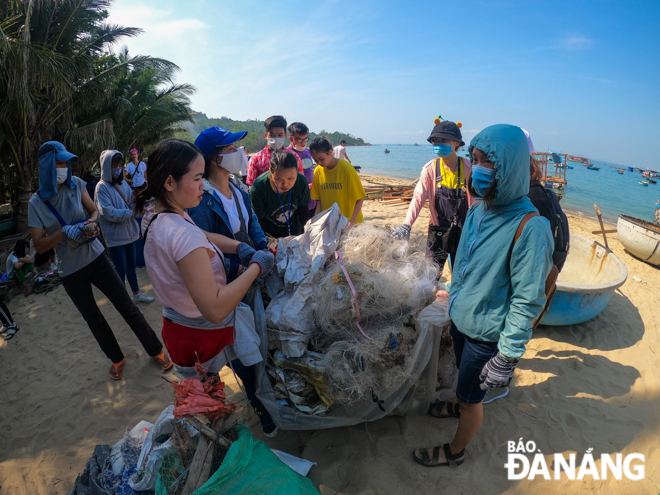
top-left (429, 401), bottom-right (460, 418)
top-left (4, 324), bottom-right (20, 341)
top-left (110, 359), bottom-right (125, 380)
top-left (412, 443), bottom-right (465, 468)
top-left (153, 352), bottom-right (173, 371)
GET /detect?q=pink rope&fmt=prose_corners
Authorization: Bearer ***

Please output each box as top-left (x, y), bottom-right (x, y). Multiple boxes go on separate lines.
top-left (334, 251), bottom-right (371, 340)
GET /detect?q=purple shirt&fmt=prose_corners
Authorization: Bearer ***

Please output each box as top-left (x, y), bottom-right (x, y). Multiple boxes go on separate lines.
top-left (287, 145), bottom-right (316, 210)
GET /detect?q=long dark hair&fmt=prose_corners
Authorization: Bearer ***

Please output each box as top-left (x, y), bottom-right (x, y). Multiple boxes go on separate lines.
top-left (13, 239), bottom-right (29, 258)
top-left (133, 139), bottom-right (202, 213)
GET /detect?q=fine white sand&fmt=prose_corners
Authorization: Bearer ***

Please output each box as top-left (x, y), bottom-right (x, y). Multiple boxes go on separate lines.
top-left (1, 180), bottom-right (658, 494)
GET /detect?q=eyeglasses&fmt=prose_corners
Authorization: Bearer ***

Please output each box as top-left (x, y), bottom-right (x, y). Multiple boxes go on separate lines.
top-left (292, 137), bottom-right (309, 145)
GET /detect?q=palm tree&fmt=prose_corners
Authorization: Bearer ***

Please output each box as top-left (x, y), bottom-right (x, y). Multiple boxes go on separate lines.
top-left (0, 0), bottom-right (188, 231)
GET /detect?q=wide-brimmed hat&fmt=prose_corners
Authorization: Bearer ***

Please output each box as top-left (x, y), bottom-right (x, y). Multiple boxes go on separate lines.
top-left (194, 127), bottom-right (248, 158)
top-left (427, 121), bottom-right (465, 146)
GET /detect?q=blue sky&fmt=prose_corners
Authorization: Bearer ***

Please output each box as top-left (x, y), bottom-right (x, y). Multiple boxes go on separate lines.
top-left (107, 0), bottom-right (660, 166)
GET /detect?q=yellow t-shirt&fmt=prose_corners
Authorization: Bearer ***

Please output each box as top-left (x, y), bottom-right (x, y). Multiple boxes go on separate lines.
top-left (436, 157), bottom-right (466, 189)
top-left (311, 158), bottom-right (366, 223)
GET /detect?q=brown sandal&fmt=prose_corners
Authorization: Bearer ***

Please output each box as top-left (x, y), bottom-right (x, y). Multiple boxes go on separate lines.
top-left (429, 401), bottom-right (461, 419)
top-left (153, 352), bottom-right (173, 371)
top-left (110, 359), bottom-right (125, 380)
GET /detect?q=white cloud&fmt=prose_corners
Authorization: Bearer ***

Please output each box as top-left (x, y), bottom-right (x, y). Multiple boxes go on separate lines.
top-left (560, 35), bottom-right (593, 50)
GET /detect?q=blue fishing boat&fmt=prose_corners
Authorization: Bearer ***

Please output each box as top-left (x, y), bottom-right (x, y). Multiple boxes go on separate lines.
top-left (541, 234), bottom-right (628, 326)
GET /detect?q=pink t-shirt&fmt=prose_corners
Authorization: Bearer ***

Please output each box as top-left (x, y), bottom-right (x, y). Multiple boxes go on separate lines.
top-left (143, 210), bottom-right (226, 318)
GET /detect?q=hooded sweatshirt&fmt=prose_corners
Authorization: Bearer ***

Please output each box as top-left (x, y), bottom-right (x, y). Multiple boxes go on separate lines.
top-left (94, 150), bottom-right (140, 247)
top-left (448, 124), bottom-right (553, 359)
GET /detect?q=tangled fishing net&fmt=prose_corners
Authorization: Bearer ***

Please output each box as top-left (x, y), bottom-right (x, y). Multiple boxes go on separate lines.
top-left (270, 223), bottom-right (438, 410)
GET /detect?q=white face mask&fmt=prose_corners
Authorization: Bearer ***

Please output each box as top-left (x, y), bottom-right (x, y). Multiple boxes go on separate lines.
top-left (292, 144), bottom-right (306, 152)
top-left (267, 137), bottom-right (286, 150)
top-left (56, 167), bottom-right (68, 184)
top-left (218, 147), bottom-right (248, 175)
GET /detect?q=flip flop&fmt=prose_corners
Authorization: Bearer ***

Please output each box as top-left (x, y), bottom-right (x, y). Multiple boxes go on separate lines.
top-left (412, 444), bottom-right (466, 468)
top-left (110, 358), bottom-right (125, 380)
top-left (152, 352), bottom-right (173, 371)
top-left (4, 325), bottom-right (19, 341)
top-left (429, 401), bottom-right (461, 419)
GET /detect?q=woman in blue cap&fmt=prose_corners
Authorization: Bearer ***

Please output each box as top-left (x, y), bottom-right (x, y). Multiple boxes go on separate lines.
top-left (412, 125), bottom-right (553, 467)
top-left (188, 128), bottom-right (278, 437)
top-left (28, 141), bottom-right (173, 380)
top-left (189, 127), bottom-right (268, 281)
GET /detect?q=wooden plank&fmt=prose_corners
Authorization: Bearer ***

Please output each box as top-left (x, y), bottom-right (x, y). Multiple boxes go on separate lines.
top-left (593, 204), bottom-right (609, 248)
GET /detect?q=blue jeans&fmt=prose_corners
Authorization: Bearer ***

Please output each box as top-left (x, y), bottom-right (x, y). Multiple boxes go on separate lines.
top-left (108, 242), bottom-right (139, 294)
top-left (450, 322), bottom-right (499, 404)
top-left (134, 218), bottom-right (145, 268)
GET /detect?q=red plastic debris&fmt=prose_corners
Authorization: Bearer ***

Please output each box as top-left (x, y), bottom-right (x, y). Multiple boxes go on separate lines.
top-left (171, 363), bottom-right (237, 420)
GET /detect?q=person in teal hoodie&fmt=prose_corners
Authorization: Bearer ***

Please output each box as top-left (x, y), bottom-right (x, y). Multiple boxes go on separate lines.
top-left (413, 124), bottom-right (553, 468)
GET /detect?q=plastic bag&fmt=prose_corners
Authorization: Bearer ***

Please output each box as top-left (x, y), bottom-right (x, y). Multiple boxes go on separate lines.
top-left (155, 425), bottom-right (320, 495)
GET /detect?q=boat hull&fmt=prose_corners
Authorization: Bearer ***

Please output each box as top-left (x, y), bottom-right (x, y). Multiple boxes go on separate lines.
top-left (617, 215), bottom-right (660, 266)
top-left (541, 234), bottom-right (628, 326)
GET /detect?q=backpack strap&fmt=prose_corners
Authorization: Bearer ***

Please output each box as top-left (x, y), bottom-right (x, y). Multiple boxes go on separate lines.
top-left (42, 200), bottom-right (68, 227)
top-left (513, 211), bottom-right (539, 245)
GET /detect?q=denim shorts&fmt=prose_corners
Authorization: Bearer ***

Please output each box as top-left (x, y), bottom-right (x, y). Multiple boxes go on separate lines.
top-left (450, 322), bottom-right (499, 404)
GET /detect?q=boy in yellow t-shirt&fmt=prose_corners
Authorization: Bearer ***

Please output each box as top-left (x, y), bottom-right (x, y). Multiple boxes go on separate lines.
top-left (309, 136), bottom-right (366, 225)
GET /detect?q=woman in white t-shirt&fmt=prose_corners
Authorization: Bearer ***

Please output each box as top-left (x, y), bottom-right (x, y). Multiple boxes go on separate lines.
top-left (125, 149), bottom-right (147, 189)
top-left (137, 138), bottom-right (277, 434)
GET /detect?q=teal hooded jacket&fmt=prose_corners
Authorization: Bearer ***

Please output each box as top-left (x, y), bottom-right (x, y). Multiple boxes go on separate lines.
top-left (449, 124), bottom-right (553, 359)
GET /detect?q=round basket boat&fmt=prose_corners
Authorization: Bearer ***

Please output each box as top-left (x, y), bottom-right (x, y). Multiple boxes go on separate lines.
top-left (616, 215), bottom-right (660, 266)
top-left (541, 234), bottom-right (628, 326)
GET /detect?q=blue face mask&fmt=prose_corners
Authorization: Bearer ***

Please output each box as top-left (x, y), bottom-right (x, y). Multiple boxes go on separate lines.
top-left (433, 143), bottom-right (453, 157)
top-left (471, 165), bottom-right (496, 197)
top-left (112, 168), bottom-right (122, 179)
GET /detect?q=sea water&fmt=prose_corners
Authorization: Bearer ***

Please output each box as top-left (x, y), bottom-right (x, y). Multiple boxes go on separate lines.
top-left (348, 144), bottom-right (659, 223)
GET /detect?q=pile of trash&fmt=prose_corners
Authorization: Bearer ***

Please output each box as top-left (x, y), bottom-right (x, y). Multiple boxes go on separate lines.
top-left (68, 363), bottom-right (319, 495)
top-left (262, 206), bottom-right (441, 420)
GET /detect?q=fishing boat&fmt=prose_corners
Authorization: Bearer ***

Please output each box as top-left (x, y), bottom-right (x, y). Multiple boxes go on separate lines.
top-left (541, 234), bottom-right (628, 326)
top-left (384, 149), bottom-right (390, 154)
top-left (618, 169), bottom-right (625, 174)
top-left (649, 178), bottom-right (657, 184)
top-left (567, 165), bottom-right (574, 169)
top-left (617, 215), bottom-right (660, 266)
top-left (639, 180), bottom-right (649, 186)
top-left (586, 164), bottom-right (601, 171)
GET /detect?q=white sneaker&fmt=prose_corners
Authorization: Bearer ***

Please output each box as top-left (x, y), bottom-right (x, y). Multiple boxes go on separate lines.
top-left (483, 386), bottom-right (510, 404)
top-left (264, 425), bottom-right (279, 438)
top-left (133, 292), bottom-right (155, 304)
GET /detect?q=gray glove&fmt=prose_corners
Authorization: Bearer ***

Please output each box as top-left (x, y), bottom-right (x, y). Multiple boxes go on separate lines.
top-left (236, 242), bottom-right (256, 266)
top-left (62, 224), bottom-right (87, 244)
top-left (249, 250), bottom-right (274, 281)
top-left (479, 353), bottom-right (519, 390)
top-left (391, 224), bottom-right (411, 240)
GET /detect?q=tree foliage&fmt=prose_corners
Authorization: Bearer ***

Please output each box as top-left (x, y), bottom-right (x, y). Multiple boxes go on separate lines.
top-left (0, 0), bottom-right (194, 231)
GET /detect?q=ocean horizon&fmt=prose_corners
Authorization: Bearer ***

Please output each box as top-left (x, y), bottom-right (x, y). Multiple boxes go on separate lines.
top-left (347, 144), bottom-right (659, 225)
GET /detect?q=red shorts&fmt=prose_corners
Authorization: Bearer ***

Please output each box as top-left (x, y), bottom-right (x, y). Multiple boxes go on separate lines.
top-left (161, 317), bottom-right (234, 367)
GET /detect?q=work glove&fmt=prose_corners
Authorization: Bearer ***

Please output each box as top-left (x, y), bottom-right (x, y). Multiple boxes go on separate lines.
top-left (249, 250), bottom-right (275, 283)
top-left (236, 242), bottom-right (256, 266)
top-left (391, 224), bottom-right (411, 240)
top-left (62, 224), bottom-right (88, 245)
top-left (479, 353), bottom-right (519, 390)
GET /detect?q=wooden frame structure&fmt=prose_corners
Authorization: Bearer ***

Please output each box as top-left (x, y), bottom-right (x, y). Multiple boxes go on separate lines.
top-left (533, 152), bottom-right (568, 190)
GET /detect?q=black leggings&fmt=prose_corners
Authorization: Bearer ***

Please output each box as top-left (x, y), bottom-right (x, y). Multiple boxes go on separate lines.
top-left (231, 359), bottom-right (275, 430)
top-left (0, 300), bottom-right (15, 327)
top-left (61, 254), bottom-right (162, 363)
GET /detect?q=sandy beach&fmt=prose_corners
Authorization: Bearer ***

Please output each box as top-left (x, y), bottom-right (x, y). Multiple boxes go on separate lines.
top-left (1, 176), bottom-right (659, 494)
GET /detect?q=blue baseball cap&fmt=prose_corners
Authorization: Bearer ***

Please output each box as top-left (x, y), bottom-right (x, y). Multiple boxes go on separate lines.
top-left (37, 141), bottom-right (78, 162)
top-left (194, 127), bottom-right (248, 158)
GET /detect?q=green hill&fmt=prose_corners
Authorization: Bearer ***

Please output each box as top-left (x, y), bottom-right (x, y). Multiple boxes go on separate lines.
top-left (174, 113), bottom-right (365, 152)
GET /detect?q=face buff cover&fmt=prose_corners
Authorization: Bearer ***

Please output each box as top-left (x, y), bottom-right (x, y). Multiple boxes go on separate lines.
top-left (471, 165), bottom-right (496, 197)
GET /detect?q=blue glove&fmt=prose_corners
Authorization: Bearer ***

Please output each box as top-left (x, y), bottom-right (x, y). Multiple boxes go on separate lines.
top-left (391, 224), bottom-right (411, 240)
top-left (236, 242), bottom-right (256, 266)
top-left (479, 353), bottom-right (519, 390)
top-left (62, 225), bottom-right (87, 244)
top-left (249, 250), bottom-right (274, 282)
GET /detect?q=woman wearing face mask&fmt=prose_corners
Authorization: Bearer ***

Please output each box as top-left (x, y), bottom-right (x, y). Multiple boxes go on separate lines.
top-left (188, 127), bottom-right (269, 283)
top-left (392, 119), bottom-right (474, 273)
top-left (250, 150), bottom-right (312, 238)
top-left (413, 124), bottom-right (553, 468)
top-left (95, 150), bottom-right (154, 303)
top-left (29, 141), bottom-right (171, 380)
